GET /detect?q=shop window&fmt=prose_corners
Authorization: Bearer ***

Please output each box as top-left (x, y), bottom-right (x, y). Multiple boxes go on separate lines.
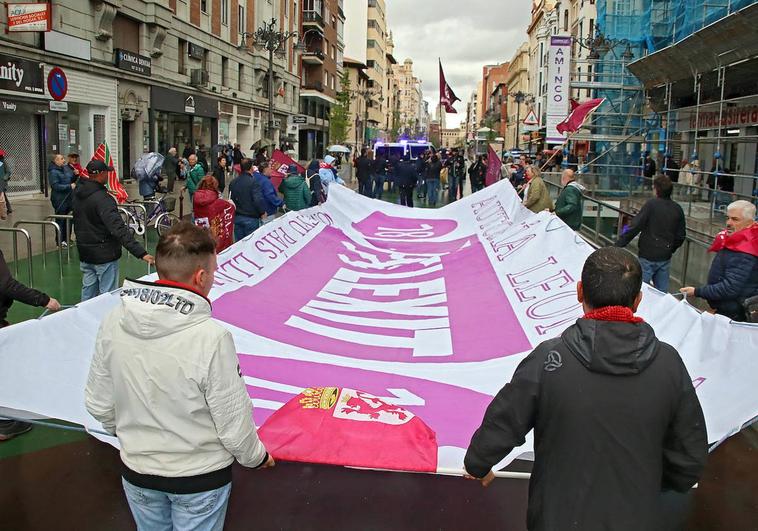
top-left (201, 0), bottom-right (208, 12)
top-left (178, 39), bottom-right (186, 74)
top-left (222, 57), bottom-right (229, 87)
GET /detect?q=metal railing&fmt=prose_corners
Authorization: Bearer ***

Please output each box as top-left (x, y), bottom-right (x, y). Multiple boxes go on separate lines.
top-left (542, 179), bottom-right (715, 295)
top-left (13, 220), bottom-right (63, 279)
top-left (44, 214), bottom-right (73, 262)
top-left (0, 227), bottom-right (33, 287)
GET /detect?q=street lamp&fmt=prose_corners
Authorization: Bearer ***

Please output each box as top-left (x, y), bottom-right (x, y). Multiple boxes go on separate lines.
top-left (575, 27), bottom-right (634, 62)
top-left (239, 18), bottom-right (299, 149)
top-left (511, 91), bottom-right (534, 150)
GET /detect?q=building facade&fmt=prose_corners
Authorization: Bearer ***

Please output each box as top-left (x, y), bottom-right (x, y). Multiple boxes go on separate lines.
top-left (343, 56), bottom-right (369, 151)
top-left (506, 42), bottom-right (531, 150)
top-left (527, 0), bottom-right (560, 146)
top-left (298, 0), bottom-right (345, 160)
top-left (0, 0), bottom-right (300, 196)
top-left (397, 58), bottom-right (423, 136)
top-left (482, 62), bottom-right (510, 140)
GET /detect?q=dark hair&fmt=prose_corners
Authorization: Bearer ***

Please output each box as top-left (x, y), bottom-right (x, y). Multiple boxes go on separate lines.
top-left (653, 175), bottom-right (673, 199)
top-left (259, 161), bottom-right (270, 171)
top-left (68, 153), bottom-right (79, 159)
top-left (240, 158), bottom-right (254, 172)
top-left (581, 247), bottom-right (642, 309)
top-left (217, 155), bottom-right (226, 164)
top-left (155, 221), bottom-right (216, 282)
top-left (198, 175), bottom-right (219, 192)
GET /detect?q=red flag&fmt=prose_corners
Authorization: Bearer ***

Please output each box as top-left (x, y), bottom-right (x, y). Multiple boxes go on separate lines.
top-left (89, 142), bottom-right (128, 203)
top-left (485, 145), bottom-right (502, 187)
top-left (258, 387), bottom-right (438, 472)
top-left (439, 60), bottom-right (460, 114)
top-left (270, 149), bottom-right (305, 190)
top-left (556, 98), bottom-right (605, 135)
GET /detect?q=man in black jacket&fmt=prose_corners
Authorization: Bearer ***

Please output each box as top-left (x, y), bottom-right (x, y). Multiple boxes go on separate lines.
top-left (0, 248), bottom-right (61, 440)
top-left (229, 158), bottom-right (267, 240)
top-left (73, 160), bottom-right (154, 302)
top-left (355, 148), bottom-right (372, 197)
top-left (396, 156), bottom-right (418, 207)
top-left (464, 247), bottom-right (708, 531)
top-left (615, 175), bottom-right (686, 292)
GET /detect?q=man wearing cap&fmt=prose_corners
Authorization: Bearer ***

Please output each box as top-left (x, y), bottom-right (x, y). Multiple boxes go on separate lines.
top-left (73, 160), bottom-right (154, 302)
top-left (278, 164), bottom-right (311, 212)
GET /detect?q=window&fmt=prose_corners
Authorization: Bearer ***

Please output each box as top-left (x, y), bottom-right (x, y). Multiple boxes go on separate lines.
top-left (222, 57), bottom-right (229, 87)
top-left (113, 15), bottom-right (140, 53)
top-left (178, 39), bottom-right (186, 74)
top-left (324, 71), bottom-right (328, 87)
top-left (330, 74), bottom-right (335, 90)
top-left (221, 0), bottom-right (229, 25)
top-left (589, 19), bottom-right (594, 38)
top-left (239, 63), bottom-right (245, 92)
top-left (200, 0), bottom-right (208, 12)
top-left (238, 5), bottom-right (245, 34)
top-left (331, 45), bottom-right (336, 60)
top-left (332, 15), bottom-right (337, 28)
top-left (564, 10), bottom-right (568, 31)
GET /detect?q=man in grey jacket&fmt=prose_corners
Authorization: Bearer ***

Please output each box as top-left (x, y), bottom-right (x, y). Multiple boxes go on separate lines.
top-left (85, 222), bottom-right (274, 530)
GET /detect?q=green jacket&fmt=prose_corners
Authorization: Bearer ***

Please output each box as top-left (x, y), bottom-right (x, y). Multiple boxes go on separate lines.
top-left (523, 176), bottom-right (554, 214)
top-left (186, 163), bottom-right (205, 196)
top-left (554, 181), bottom-right (585, 230)
top-left (279, 174), bottom-right (311, 211)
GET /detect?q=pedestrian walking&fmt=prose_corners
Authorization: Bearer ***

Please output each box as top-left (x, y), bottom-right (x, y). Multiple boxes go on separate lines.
top-left (279, 164), bottom-right (311, 212)
top-left (213, 155), bottom-right (228, 194)
top-left (229, 159), bottom-right (266, 241)
top-left (85, 222), bottom-right (273, 531)
top-left (72, 160), bottom-right (154, 301)
top-left (468, 155), bottom-right (487, 194)
top-left (163, 147), bottom-right (179, 193)
top-left (425, 153), bottom-right (442, 207)
top-left (522, 165), bottom-right (554, 214)
top-left (552, 169), bottom-right (585, 230)
top-left (465, 246), bottom-right (708, 531)
top-left (356, 148), bottom-right (373, 197)
top-left (0, 149), bottom-right (11, 219)
top-left (396, 157), bottom-right (418, 207)
top-left (48, 154), bottom-right (76, 246)
top-left (615, 176), bottom-right (686, 293)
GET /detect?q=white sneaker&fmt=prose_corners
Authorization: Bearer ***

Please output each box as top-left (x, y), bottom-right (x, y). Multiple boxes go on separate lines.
top-left (60, 241), bottom-right (68, 248)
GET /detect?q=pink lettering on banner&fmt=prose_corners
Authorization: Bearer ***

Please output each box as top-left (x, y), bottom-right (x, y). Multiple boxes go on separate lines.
top-left (213, 223), bottom-right (532, 362)
top-left (240, 354), bottom-right (494, 448)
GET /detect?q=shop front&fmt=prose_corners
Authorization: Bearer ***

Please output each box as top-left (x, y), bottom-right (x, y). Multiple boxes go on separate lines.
top-left (0, 52), bottom-right (48, 195)
top-left (151, 87), bottom-right (218, 159)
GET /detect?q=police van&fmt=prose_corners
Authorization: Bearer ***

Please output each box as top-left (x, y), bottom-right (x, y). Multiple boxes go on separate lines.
top-left (373, 141), bottom-right (435, 162)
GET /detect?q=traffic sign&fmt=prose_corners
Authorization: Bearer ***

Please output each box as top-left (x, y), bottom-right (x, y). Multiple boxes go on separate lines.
top-left (523, 109), bottom-right (538, 126)
top-left (47, 67), bottom-right (68, 101)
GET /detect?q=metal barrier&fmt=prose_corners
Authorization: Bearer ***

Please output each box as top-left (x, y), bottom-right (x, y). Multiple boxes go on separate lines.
top-left (44, 214), bottom-right (73, 262)
top-left (0, 227), bottom-right (33, 287)
top-left (13, 220), bottom-right (63, 278)
top-left (543, 179), bottom-right (714, 293)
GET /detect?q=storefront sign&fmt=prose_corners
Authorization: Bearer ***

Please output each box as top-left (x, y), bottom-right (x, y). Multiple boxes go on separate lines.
top-left (114, 49), bottom-right (152, 76)
top-left (151, 87), bottom-right (218, 118)
top-left (685, 104), bottom-right (758, 130)
top-left (291, 115), bottom-right (308, 124)
top-left (184, 96), bottom-right (195, 113)
top-left (47, 67), bottom-right (68, 101)
top-left (5, 3), bottom-right (51, 32)
top-left (0, 100), bottom-right (17, 112)
top-left (0, 53), bottom-right (44, 95)
top-left (49, 100), bottom-right (68, 112)
top-left (545, 35), bottom-right (572, 145)
top-left (188, 43), bottom-right (205, 59)
top-left (44, 31), bottom-right (91, 61)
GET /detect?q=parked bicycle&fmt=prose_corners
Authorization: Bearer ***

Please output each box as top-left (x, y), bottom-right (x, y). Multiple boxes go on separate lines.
top-left (119, 190), bottom-right (180, 237)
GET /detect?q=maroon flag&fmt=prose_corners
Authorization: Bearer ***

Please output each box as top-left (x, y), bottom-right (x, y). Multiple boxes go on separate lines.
top-left (270, 149), bottom-right (306, 190)
top-left (439, 59), bottom-right (460, 114)
top-left (485, 145), bottom-right (501, 187)
top-left (556, 98), bottom-right (605, 135)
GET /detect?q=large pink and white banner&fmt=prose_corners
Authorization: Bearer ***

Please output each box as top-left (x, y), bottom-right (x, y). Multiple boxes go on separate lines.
top-left (1, 181), bottom-right (757, 474)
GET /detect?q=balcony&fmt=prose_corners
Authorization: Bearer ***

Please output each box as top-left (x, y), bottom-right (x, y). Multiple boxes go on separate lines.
top-left (302, 49), bottom-right (325, 65)
top-left (303, 81), bottom-right (325, 92)
top-left (303, 10), bottom-right (324, 29)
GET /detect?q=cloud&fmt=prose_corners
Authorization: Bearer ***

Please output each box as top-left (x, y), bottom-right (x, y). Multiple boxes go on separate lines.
top-left (386, 0), bottom-right (533, 126)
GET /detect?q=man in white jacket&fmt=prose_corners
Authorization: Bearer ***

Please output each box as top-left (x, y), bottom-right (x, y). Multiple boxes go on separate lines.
top-left (85, 221), bottom-right (273, 531)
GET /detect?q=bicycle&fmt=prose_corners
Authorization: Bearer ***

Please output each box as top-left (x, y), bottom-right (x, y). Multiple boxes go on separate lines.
top-left (119, 190), bottom-right (181, 237)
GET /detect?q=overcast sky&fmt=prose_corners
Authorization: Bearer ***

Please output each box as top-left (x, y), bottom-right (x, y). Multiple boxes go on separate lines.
top-left (386, 0), bottom-right (533, 128)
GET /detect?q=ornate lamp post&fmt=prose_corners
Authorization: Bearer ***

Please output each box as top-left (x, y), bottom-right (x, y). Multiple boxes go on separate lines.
top-left (240, 18), bottom-right (299, 148)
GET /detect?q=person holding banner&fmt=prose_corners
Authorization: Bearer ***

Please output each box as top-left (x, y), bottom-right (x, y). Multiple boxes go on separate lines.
top-left (193, 176), bottom-right (235, 253)
top-left (521, 165), bottom-right (554, 214)
top-left (279, 164), bottom-right (312, 212)
top-left (85, 222), bottom-right (274, 531)
top-left (229, 159), bottom-right (266, 241)
top-left (465, 247), bottom-right (707, 531)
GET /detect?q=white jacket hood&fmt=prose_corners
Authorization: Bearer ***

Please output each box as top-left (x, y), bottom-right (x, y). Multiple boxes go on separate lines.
top-left (119, 279), bottom-right (211, 339)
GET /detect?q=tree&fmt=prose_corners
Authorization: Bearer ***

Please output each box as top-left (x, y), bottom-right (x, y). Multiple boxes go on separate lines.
top-left (329, 70), bottom-right (351, 144)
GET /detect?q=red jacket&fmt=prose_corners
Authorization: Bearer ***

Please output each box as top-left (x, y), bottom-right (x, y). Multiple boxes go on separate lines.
top-left (193, 190), bottom-right (236, 253)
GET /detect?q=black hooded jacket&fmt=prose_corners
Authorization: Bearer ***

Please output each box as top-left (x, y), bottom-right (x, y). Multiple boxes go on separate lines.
top-left (465, 318), bottom-right (708, 531)
top-left (72, 178), bottom-right (147, 265)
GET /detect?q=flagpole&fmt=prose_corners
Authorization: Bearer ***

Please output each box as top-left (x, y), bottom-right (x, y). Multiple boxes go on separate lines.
top-left (438, 57), bottom-right (442, 147)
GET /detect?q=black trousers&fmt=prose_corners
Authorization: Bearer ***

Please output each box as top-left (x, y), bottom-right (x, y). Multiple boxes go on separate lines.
top-left (399, 185), bottom-right (414, 207)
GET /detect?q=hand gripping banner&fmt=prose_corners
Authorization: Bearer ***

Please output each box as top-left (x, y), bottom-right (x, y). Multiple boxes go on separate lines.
top-left (1, 181), bottom-right (757, 474)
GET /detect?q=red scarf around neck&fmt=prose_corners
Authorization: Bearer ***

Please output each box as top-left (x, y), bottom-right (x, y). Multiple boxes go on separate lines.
top-left (584, 306), bottom-right (644, 323)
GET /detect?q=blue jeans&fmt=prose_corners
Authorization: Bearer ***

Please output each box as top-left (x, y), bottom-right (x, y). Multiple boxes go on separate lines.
top-left (80, 260), bottom-right (119, 302)
top-left (373, 175), bottom-right (385, 199)
top-left (122, 478), bottom-right (231, 531)
top-left (426, 179), bottom-right (440, 207)
top-left (639, 257), bottom-right (671, 293)
top-left (234, 215), bottom-right (260, 241)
